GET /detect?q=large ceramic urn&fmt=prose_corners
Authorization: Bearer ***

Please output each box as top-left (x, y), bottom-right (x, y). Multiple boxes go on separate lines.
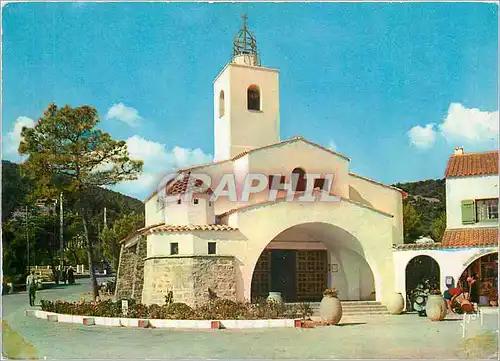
top-left (426, 294), bottom-right (446, 321)
top-left (319, 294), bottom-right (342, 325)
top-left (266, 292), bottom-right (283, 304)
top-left (386, 293), bottom-right (405, 314)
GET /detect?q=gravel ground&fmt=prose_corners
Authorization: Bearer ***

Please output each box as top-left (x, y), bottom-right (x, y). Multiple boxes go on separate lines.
top-left (2, 279), bottom-right (498, 359)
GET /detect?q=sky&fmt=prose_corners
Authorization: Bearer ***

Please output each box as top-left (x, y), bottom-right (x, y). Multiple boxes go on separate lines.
top-left (2, 2), bottom-right (498, 200)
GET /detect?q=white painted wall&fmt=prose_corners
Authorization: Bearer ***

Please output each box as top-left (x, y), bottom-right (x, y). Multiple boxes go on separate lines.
top-left (329, 248), bottom-right (375, 301)
top-left (446, 175), bottom-right (499, 229)
top-left (147, 233), bottom-right (194, 257)
top-left (246, 140), bottom-right (351, 200)
top-left (213, 68), bottom-right (232, 161)
top-left (145, 197), bottom-right (164, 227)
top-left (392, 247), bottom-right (499, 309)
top-left (349, 174), bottom-right (404, 245)
top-left (213, 63), bottom-right (280, 160)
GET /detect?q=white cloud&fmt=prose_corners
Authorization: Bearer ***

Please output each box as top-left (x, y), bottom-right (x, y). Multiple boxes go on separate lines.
top-left (106, 103), bottom-right (143, 127)
top-left (439, 103), bottom-right (499, 144)
top-left (408, 123), bottom-right (438, 149)
top-left (327, 140), bottom-right (337, 151)
top-left (5, 116), bottom-right (36, 155)
top-left (408, 103), bottom-right (499, 150)
top-left (112, 135), bottom-right (213, 198)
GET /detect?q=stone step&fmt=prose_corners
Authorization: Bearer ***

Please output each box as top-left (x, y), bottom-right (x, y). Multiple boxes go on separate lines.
top-left (286, 301), bottom-right (390, 316)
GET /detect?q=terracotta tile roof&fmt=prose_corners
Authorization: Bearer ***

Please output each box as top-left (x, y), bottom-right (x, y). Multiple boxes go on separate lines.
top-left (149, 224), bottom-right (238, 233)
top-left (165, 172), bottom-right (214, 196)
top-left (120, 223), bottom-right (238, 245)
top-left (144, 136), bottom-right (351, 202)
top-left (392, 243), bottom-right (443, 250)
top-left (119, 223), bottom-right (164, 244)
top-left (217, 189), bottom-right (394, 219)
top-left (445, 151), bottom-right (499, 178)
top-left (393, 227), bottom-right (499, 250)
top-left (441, 227), bottom-right (498, 248)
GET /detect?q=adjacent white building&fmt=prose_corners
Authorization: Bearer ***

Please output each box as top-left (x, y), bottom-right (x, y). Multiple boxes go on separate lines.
top-left (393, 147), bottom-right (498, 307)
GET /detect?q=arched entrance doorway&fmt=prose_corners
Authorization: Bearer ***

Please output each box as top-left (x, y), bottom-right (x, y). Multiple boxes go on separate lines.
top-left (405, 255), bottom-right (440, 307)
top-left (250, 222), bottom-right (376, 303)
top-left (458, 252), bottom-right (498, 306)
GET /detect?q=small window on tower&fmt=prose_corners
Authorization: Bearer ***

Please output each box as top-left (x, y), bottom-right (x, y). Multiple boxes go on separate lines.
top-left (247, 85), bottom-right (260, 111)
top-left (219, 90), bottom-right (225, 117)
top-left (208, 242), bottom-right (217, 255)
top-left (177, 199), bottom-right (182, 205)
top-left (194, 198), bottom-right (199, 205)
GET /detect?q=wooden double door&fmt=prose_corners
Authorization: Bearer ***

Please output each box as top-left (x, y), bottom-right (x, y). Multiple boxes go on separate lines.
top-left (251, 249), bottom-right (328, 302)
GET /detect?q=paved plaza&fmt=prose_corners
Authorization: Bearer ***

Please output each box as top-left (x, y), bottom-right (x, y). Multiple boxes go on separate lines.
top-left (2, 279), bottom-right (498, 359)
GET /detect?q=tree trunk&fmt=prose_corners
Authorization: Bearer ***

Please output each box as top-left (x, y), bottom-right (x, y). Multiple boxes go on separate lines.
top-left (80, 206), bottom-right (99, 300)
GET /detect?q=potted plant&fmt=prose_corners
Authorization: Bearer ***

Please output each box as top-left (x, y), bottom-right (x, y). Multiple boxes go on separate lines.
top-left (319, 288), bottom-right (342, 325)
top-left (266, 292), bottom-right (283, 304)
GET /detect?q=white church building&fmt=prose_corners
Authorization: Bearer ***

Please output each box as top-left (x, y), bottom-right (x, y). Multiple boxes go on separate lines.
top-left (115, 17), bottom-right (498, 310)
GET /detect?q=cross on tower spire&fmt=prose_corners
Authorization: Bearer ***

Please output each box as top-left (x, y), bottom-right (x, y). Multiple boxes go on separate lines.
top-left (233, 13), bottom-right (260, 65)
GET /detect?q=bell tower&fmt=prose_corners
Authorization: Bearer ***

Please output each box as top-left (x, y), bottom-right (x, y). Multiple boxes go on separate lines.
top-left (213, 14), bottom-right (280, 161)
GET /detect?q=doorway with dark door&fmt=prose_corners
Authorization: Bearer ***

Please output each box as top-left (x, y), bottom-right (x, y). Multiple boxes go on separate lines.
top-left (270, 250), bottom-right (297, 302)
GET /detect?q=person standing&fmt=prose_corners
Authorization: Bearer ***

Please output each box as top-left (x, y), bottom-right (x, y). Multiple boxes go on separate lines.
top-left (67, 266), bottom-right (75, 285)
top-left (468, 274), bottom-right (479, 304)
top-left (26, 271), bottom-right (37, 307)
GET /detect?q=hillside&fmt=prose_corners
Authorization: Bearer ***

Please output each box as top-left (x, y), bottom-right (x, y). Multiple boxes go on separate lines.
top-left (393, 178), bottom-right (446, 242)
top-left (1, 160), bottom-right (144, 222)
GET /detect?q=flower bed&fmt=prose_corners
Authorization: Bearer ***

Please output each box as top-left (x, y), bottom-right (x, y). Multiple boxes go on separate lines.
top-left (40, 298), bottom-right (314, 321)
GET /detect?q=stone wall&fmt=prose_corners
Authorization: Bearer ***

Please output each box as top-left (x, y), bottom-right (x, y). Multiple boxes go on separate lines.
top-left (142, 255), bottom-right (236, 307)
top-left (115, 237), bottom-right (147, 300)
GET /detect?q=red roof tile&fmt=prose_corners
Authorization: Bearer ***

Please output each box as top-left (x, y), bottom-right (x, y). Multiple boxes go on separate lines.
top-left (392, 243), bottom-right (442, 250)
top-left (441, 227), bottom-right (498, 248)
top-left (217, 189), bottom-right (394, 218)
top-left (144, 136), bottom-right (352, 202)
top-left (165, 172), bottom-right (214, 196)
top-left (119, 223), bottom-right (164, 244)
top-left (445, 151), bottom-right (499, 178)
top-left (149, 224), bottom-right (238, 233)
top-left (119, 223), bottom-right (238, 245)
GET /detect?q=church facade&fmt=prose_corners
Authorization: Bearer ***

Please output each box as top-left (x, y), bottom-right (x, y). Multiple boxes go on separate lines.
top-left (115, 17), bottom-right (408, 308)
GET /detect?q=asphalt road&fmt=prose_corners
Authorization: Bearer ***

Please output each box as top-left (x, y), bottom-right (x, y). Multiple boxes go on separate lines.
top-left (2, 278), bottom-right (498, 359)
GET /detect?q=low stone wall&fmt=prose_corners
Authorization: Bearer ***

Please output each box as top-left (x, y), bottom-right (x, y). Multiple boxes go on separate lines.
top-left (115, 237), bottom-right (147, 300)
top-left (142, 255), bottom-right (236, 307)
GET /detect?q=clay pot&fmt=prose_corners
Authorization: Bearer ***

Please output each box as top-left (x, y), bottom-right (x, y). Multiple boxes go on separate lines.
top-left (319, 295), bottom-right (342, 324)
top-left (426, 294), bottom-right (447, 321)
top-left (386, 292), bottom-right (405, 314)
top-left (266, 292), bottom-right (283, 304)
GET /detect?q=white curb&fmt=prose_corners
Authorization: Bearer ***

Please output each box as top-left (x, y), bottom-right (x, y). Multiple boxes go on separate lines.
top-left (27, 310), bottom-right (300, 329)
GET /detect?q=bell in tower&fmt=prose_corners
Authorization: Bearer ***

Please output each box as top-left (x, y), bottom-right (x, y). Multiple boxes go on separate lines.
top-left (232, 13), bottom-right (260, 66)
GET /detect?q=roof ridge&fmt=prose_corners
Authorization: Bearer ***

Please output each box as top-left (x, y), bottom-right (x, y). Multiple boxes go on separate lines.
top-left (144, 136), bottom-right (351, 202)
top-left (217, 189), bottom-right (394, 218)
top-left (450, 150), bottom-right (499, 157)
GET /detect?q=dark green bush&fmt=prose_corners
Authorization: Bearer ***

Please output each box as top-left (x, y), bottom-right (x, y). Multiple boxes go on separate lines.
top-left (148, 304), bottom-right (168, 319)
top-left (166, 303), bottom-right (194, 319)
top-left (39, 297), bottom-right (307, 320)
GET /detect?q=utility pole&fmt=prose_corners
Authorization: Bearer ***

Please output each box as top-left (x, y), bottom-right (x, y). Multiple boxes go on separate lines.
top-left (26, 206), bottom-right (29, 273)
top-left (59, 192), bottom-right (64, 269)
top-left (104, 207), bottom-right (107, 228)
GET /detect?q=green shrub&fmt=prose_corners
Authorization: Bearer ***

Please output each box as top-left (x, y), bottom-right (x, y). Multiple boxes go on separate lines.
top-left (166, 303), bottom-right (194, 319)
top-left (148, 304), bottom-right (168, 319)
top-left (39, 297), bottom-right (305, 320)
